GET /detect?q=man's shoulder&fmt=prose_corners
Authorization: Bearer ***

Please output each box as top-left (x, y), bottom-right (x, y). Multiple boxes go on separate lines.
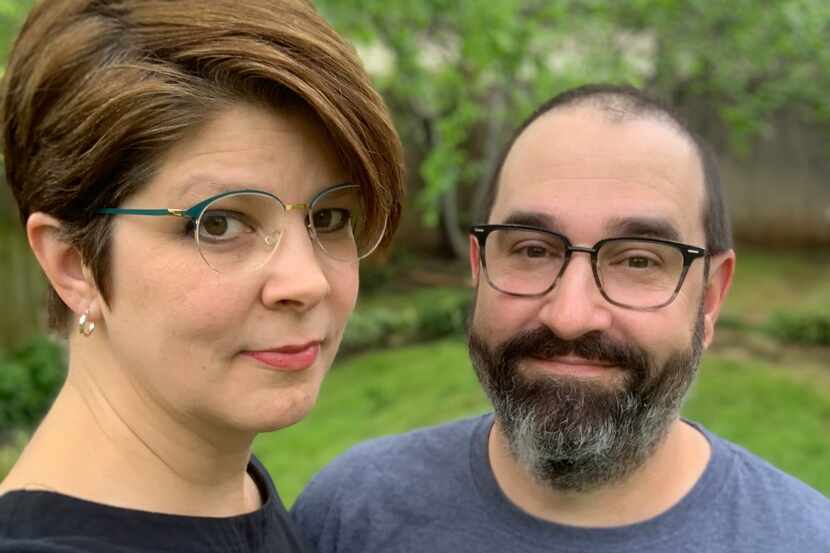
top-left (712, 429), bottom-right (828, 501)
top-left (302, 413), bottom-right (488, 490)
top-left (702, 426), bottom-right (830, 541)
top-left (291, 414), bottom-right (491, 548)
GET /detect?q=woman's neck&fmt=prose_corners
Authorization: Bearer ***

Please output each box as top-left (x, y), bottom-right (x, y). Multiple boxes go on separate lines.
top-left (1, 366), bottom-right (262, 517)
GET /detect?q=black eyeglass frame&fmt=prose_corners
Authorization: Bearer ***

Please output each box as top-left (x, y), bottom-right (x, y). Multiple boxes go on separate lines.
top-left (470, 223), bottom-right (709, 311)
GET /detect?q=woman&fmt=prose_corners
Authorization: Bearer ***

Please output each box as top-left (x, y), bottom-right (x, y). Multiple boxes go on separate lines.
top-left (0, 1), bottom-right (403, 551)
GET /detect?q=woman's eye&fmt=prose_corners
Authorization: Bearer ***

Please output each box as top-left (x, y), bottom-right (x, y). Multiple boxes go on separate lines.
top-left (313, 208), bottom-right (351, 233)
top-left (202, 215), bottom-right (229, 236)
top-left (197, 211), bottom-right (252, 242)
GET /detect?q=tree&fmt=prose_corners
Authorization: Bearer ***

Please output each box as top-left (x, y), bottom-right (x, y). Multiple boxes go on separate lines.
top-left (317, 0), bottom-right (653, 257)
top-left (317, 0), bottom-right (830, 257)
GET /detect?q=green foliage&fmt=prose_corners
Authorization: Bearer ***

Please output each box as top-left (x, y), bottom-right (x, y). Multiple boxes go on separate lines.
top-left (0, 335), bottom-right (65, 433)
top-left (342, 287), bottom-right (470, 353)
top-left (765, 311), bottom-right (830, 346)
top-left (0, 0), bottom-right (32, 70)
top-left (0, 429), bottom-right (27, 481)
top-left (618, 0), bottom-right (830, 152)
top-left (315, 0), bottom-right (830, 227)
top-left (317, 0), bottom-right (636, 228)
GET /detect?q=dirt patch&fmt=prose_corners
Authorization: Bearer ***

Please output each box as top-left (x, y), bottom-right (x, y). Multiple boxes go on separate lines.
top-left (711, 327), bottom-right (830, 391)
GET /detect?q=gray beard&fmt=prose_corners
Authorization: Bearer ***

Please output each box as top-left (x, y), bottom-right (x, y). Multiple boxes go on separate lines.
top-left (468, 306), bottom-right (705, 493)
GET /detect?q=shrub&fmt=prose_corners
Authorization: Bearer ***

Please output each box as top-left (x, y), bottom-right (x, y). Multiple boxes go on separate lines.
top-left (0, 430), bottom-right (27, 481)
top-left (0, 335), bottom-right (66, 434)
top-left (415, 293), bottom-right (470, 339)
top-left (764, 311), bottom-right (830, 346)
top-left (341, 307), bottom-right (419, 353)
top-left (341, 288), bottom-right (472, 355)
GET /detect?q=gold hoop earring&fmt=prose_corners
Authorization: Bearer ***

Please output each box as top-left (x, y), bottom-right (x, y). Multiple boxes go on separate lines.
top-left (78, 311), bottom-right (96, 337)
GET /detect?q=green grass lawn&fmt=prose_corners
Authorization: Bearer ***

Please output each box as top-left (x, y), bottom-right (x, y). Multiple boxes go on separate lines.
top-left (256, 338), bottom-right (830, 506)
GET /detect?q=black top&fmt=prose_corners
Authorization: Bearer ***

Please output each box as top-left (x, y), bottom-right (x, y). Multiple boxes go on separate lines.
top-left (0, 456), bottom-right (312, 553)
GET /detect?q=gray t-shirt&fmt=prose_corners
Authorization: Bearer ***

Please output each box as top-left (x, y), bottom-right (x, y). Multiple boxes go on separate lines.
top-left (292, 414), bottom-right (830, 553)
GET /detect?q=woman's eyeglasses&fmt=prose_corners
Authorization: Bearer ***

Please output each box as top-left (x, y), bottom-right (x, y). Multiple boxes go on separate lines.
top-left (97, 183), bottom-right (384, 273)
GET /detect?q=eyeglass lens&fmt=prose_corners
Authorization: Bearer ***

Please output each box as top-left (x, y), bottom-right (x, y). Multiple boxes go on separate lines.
top-left (195, 185), bottom-right (381, 273)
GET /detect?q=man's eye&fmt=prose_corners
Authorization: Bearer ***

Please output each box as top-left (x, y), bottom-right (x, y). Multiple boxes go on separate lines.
top-left (510, 243), bottom-right (555, 258)
top-left (615, 253), bottom-right (663, 270)
top-left (313, 208), bottom-right (351, 232)
top-left (625, 256), bottom-right (654, 268)
top-left (523, 245), bottom-right (550, 258)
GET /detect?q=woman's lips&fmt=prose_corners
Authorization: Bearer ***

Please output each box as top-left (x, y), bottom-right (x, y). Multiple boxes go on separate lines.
top-left (243, 342), bottom-right (321, 371)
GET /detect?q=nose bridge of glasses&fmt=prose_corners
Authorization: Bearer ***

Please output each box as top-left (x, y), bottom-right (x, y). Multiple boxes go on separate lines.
top-left (283, 202), bottom-right (315, 233)
top-left (556, 244), bottom-right (601, 291)
top-left (270, 201), bottom-right (328, 257)
top-left (238, 200), bottom-right (312, 254)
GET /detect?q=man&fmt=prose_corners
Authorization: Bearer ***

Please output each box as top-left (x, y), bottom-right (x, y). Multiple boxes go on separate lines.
top-left (292, 84), bottom-right (830, 552)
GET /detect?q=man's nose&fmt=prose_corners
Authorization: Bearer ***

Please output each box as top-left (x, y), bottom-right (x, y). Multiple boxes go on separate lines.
top-left (537, 252), bottom-right (613, 341)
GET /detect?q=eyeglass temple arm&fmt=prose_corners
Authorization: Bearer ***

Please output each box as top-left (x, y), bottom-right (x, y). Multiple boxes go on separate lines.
top-left (96, 207), bottom-right (197, 219)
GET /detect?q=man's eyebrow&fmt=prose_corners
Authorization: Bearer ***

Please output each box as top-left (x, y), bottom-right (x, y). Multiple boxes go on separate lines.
top-left (605, 216), bottom-right (682, 242)
top-left (497, 212), bottom-right (683, 242)
top-left (500, 211), bottom-right (561, 232)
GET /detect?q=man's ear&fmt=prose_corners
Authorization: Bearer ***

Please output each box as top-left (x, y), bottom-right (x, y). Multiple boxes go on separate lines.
top-left (26, 212), bottom-right (100, 317)
top-left (469, 234), bottom-right (481, 286)
top-left (701, 250), bottom-right (736, 348)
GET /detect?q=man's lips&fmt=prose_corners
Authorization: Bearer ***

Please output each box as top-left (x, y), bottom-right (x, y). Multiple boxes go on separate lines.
top-left (527, 355), bottom-right (618, 376)
top-left (243, 341), bottom-right (321, 371)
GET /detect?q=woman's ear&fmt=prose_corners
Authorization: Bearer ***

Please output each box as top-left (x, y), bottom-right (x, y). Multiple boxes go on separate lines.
top-left (26, 213), bottom-right (99, 317)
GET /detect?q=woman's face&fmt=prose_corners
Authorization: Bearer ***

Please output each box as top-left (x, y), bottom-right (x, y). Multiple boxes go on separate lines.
top-left (97, 102), bottom-right (359, 437)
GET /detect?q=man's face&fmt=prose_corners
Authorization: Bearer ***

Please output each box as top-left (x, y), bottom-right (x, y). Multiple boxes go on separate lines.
top-left (468, 106), bottom-right (729, 491)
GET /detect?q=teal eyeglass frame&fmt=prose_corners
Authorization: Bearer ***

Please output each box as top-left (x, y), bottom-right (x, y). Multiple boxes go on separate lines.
top-left (96, 181), bottom-right (384, 267)
top-left (96, 181), bottom-right (356, 225)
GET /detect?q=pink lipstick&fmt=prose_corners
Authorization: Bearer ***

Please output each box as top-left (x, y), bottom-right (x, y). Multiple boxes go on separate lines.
top-left (244, 342), bottom-right (320, 371)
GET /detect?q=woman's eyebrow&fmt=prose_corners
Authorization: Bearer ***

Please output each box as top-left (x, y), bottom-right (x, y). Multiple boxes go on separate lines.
top-left (173, 175), bottom-right (251, 204)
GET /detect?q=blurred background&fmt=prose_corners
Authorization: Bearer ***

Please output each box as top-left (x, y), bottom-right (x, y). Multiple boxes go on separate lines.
top-left (1, 0), bottom-right (829, 500)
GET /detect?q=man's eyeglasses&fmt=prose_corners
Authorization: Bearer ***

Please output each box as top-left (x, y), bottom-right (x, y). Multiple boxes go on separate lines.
top-left (97, 182), bottom-right (384, 273)
top-left (470, 224), bottom-right (708, 310)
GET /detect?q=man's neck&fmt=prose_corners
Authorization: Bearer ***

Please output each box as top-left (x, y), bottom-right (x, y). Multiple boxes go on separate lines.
top-left (487, 418), bottom-right (711, 527)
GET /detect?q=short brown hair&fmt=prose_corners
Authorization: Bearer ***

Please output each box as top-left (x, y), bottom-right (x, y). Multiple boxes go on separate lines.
top-left (2, 0), bottom-right (404, 332)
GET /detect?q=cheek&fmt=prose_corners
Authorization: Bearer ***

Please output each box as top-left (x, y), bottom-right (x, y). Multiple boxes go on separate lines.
top-left (330, 263), bottom-right (359, 326)
top-left (176, 278), bottom-right (252, 335)
top-left (112, 242), bottom-right (245, 346)
top-left (472, 286), bottom-right (530, 342)
top-left (617, 305), bottom-right (698, 364)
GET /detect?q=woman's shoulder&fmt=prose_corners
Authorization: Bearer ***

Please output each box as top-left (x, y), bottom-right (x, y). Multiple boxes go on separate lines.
top-left (0, 539), bottom-right (108, 553)
top-left (0, 490), bottom-right (114, 551)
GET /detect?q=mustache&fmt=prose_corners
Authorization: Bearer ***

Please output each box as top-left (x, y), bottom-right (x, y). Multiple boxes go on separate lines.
top-left (491, 326), bottom-right (651, 380)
